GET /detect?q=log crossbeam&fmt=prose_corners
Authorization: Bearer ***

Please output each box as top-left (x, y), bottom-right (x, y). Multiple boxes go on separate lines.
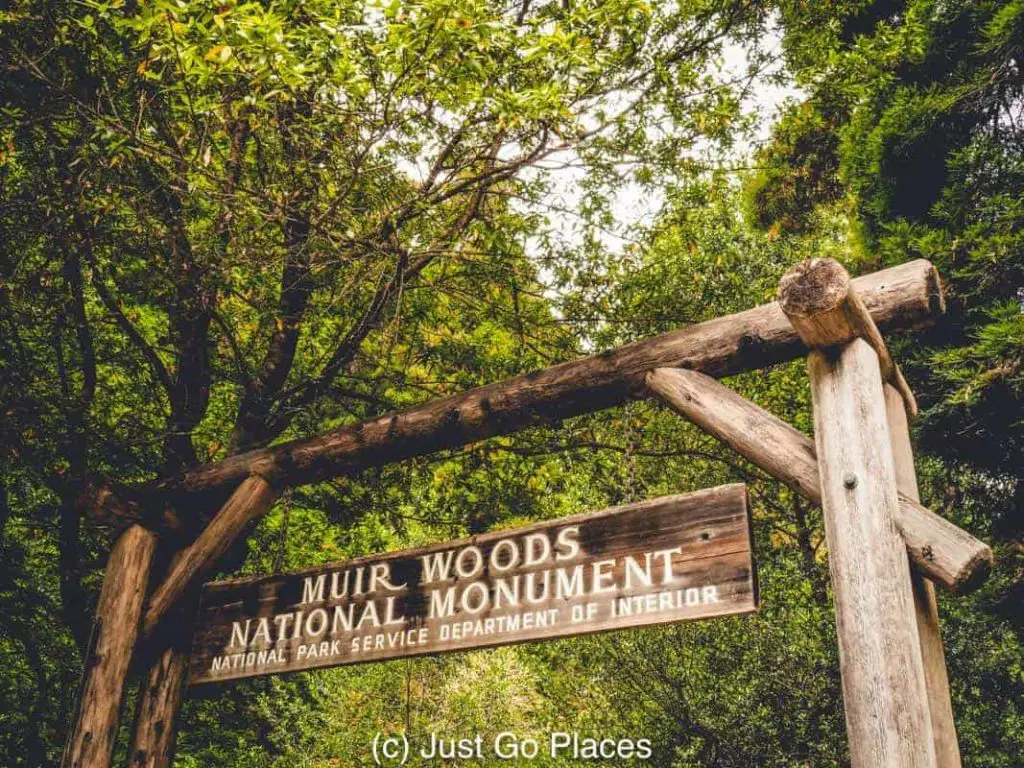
top-left (85, 259), bottom-right (945, 535)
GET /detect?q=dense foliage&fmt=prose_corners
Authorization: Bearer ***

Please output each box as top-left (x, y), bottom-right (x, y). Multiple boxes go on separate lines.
top-left (1, 1), bottom-right (1020, 767)
top-left (748, 0), bottom-right (1024, 491)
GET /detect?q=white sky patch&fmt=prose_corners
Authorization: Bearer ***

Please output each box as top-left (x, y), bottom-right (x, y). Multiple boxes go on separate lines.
top-left (390, 19), bottom-right (804, 306)
top-left (521, 23), bottom-right (803, 265)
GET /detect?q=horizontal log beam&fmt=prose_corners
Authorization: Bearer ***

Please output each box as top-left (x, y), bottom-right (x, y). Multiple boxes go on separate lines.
top-left (646, 367), bottom-right (992, 594)
top-left (91, 259), bottom-right (945, 531)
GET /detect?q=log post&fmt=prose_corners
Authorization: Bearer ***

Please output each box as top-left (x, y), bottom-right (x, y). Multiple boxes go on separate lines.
top-left (61, 524), bottom-right (158, 768)
top-left (885, 384), bottom-right (962, 767)
top-left (128, 627), bottom-right (191, 768)
top-left (645, 367), bottom-right (992, 593)
top-left (781, 259), bottom-right (937, 767)
top-left (140, 473), bottom-right (277, 642)
top-left (128, 542), bottom-right (196, 768)
top-left (807, 339), bottom-right (936, 766)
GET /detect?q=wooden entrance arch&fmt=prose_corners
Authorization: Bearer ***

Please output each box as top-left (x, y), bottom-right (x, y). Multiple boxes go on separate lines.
top-left (62, 258), bottom-right (992, 768)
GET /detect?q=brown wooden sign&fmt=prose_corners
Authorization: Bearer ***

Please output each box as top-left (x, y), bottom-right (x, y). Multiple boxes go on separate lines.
top-left (188, 483), bottom-right (757, 685)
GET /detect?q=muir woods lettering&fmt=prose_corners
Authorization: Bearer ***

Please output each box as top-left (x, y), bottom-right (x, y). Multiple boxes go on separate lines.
top-left (189, 483), bottom-right (758, 684)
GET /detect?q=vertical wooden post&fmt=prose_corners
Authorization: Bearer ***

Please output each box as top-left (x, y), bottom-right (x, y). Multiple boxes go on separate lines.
top-left (780, 259), bottom-right (937, 767)
top-left (128, 639), bottom-right (190, 768)
top-left (885, 384), bottom-right (962, 767)
top-left (127, 473), bottom-right (277, 766)
top-left (129, 545), bottom-right (193, 768)
top-left (61, 524), bottom-right (157, 768)
top-left (807, 340), bottom-right (936, 767)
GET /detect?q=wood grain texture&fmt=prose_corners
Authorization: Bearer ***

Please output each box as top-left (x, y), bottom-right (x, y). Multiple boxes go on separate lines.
top-left (61, 524), bottom-right (157, 768)
top-left (141, 474), bottom-right (278, 642)
top-left (809, 340), bottom-right (936, 768)
top-left (779, 258), bottom-right (920, 417)
top-left (128, 548), bottom-right (194, 768)
top-left (885, 384), bottom-right (962, 768)
top-left (898, 490), bottom-right (993, 594)
top-left (645, 367), bottom-right (992, 593)
top-left (127, 643), bottom-right (189, 768)
top-left (189, 484), bottom-right (757, 685)
top-left (89, 260), bottom-right (944, 532)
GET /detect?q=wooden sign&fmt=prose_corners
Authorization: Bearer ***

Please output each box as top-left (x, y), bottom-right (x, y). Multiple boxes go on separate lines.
top-left (188, 483), bottom-right (757, 685)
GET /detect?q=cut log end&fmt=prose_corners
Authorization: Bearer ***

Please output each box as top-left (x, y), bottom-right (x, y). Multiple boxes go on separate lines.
top-left (781, 260), bottom-right (921, 421)
top-left (777, 258), bottom-right (852, 319)
top-left (952, 545), bottom-right (995, 594)
top-left (779, 259), bottom-right (866, 350)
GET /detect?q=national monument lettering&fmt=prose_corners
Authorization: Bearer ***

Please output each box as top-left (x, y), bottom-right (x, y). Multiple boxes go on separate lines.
top-left (189, 483), bottom-right (757, 684)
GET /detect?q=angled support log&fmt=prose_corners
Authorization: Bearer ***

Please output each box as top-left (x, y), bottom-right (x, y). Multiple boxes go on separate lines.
top-left (140, 473), bottom-right (278, 643)
top-left (88, 259), bottom-right (944, 533)
top-left (781, 259), bottom-right (936, 767)
top-left (61, 524), bottom-right (157, 768)
top-left (645, 368), bottom-right (992, 593)
top-left (885, 384), bottom-right (962, 768)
